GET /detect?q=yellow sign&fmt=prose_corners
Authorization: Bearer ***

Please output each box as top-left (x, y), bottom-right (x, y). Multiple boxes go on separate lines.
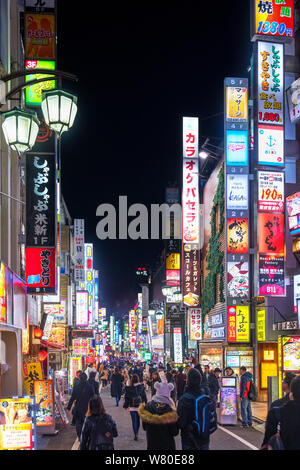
top-left (278, 336), bottom-right (282, 398)
top-left (261, 362), bottom-right (278, 389)
top-left (23, 361), bottom-right (43, 396)
top-left (226, 86), bottom-right (248, 122)
top-left (166, 253), bottom-right (180, 270)
top-left (257, 308), bottom-right (266, 342)
top-left (228, 305), bottom-right (250, 342)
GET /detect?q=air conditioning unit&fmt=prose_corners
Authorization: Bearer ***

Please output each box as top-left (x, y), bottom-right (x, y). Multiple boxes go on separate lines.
top-left (49, 352), bottom-right (60, 363)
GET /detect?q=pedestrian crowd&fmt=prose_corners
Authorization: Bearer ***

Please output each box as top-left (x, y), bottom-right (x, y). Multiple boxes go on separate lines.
top-left (65, 356), bottom-right (300, 451)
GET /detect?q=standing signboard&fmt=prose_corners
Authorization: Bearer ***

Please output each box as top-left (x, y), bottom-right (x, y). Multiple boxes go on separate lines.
top-left (0, 397), bottom-right (36, 450)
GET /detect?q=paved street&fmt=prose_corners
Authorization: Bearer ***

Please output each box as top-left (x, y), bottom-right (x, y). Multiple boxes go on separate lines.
top-left (37, 387), bottom-right (264, 451)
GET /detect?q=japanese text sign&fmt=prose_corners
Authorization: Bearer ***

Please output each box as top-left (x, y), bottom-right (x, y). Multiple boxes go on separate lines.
top-left (189, 308), bottom-right (202, 341)
top-left (258, 171), bottom-right (284, 212)
top-left (25, 13), bottom-right (55, 59)
top-left (227, 218), bottom-right (249, 254)
top-left (173, 327), bottom-right (183, 363)
top-left (228, 305), bottom-right (250, 342)
top-left (23, 361), bottom-right (43, 396)
top-left (226, 174), bottom-right (249, 210)
top-left (258, 124), bottom-right (284, 166)
top-left (226, 86), bottom-right (248, 122)
top-left (182, 157), bottom-right (200, 247)
top-left (0, 397), bottom-right (34, 450)
top-left (253, 0), bottom-right (294, 39)
top-left (258, 254), bottom-right (285, 296)
top-left (182, 247), bottom-right (200, 307)
top-left (183, 117), bottom-right (198, 159)
top-left (26, 247), bottom-right (56, 294)
top-left (258, 212), bottom-right (284, 254)
top-left (75, 290), bottom-right (89, 327)
top-left (34, 380), bottom-right (54, 427)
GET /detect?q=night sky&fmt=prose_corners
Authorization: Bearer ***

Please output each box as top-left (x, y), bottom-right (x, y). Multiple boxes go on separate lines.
top-left (57, 2), bottom-right (252, 318)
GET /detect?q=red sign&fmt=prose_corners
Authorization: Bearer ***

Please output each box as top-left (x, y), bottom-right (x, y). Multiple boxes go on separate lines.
top-left (166, 269), bottom-right (180, 287)
top-left (258, 213), bottom-right (284, 255)
top-left (253, 0), bottom-right (294, 39)
top-left (26, 247), bottom-right (56, 294)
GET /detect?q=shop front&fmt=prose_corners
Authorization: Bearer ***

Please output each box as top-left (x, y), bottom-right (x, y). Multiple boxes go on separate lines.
top-left (225, 346), bottom-right (254, 377)
top-left (199, 346), bottom-right (223, 370)
top-left (278, 335), bottom-right (300, 398)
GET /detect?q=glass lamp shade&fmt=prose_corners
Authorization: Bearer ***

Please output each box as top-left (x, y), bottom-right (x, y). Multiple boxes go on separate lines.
top-left (41, 89), bottom-right (78, 138)
top-left (1, 107), bottom-right (39, 154)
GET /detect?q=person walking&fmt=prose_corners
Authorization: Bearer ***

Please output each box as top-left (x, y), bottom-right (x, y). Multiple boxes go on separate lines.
top-left (124, 373), bottom-right (147, 441)
top-left (73, 370), bottom-right (82, 388)
top-left (87, 371), bottom-right (100, 395)
top-left (177, 368), bottom-right (216, 450)
top-left (149, 371), bottom-right (161, 397)
top-left (190, 357), bottom-right (209, 394)
top-left (79, 395), bottom-right (118, 450)
top-left (138, 382), bottom-right (178, 450)
top-left (176, 367), bottom-right (187, 401)
top-left (110, 367), bottom-right (124, 407)
top-left (239, 366), bottom-right (253, 428)
top-left (261, 372), bottom-right (296, 448)
top-left (67, 372), bottom-right (95, 439)
top-left (166, 371), bottom-right (177, 403)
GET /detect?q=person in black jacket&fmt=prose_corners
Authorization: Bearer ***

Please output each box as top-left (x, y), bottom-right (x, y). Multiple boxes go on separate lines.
top-left (80, 395), bottom-right (118, 450)
top-left (110, 367), bottom-right (124, 406)
top-left (261, 372), bottom-right (296, 448)
top-left (148, 371), bottom-right (161, 397)
top-left (208, 368), bottom-right (221, 404)
top-left (87, 371), bottom-right (100, 395)
top-left (279, 376), bottom-right (300, 450)
top-left (176, 367), bottom-right (187, 401)
top-left (67, 372), bottom-right (95, 439)
top-left (177, 368), bottom-right (211, 450)
top-left (190, 357), bottom-right (209, 395)
top-left (124, 374), bottom-right (147, 440)
top-left (138, 381), bottom-right (178, 450)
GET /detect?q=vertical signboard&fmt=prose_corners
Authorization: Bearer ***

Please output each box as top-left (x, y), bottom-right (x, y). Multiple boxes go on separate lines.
top-left (74, 219), bottom-right (85, 283)
top-left (251, 0), bottom-right (294, 41)
top-left (173, 327), bottom-right (183, 364)
top-left (182, 117), bottom-right (200, 309)
top-left (84, 244), bottom-right (94, 325)
top-left (75, 290), bottom-right (89, 327)
top-left (225, 77), bottom-right (249, 343)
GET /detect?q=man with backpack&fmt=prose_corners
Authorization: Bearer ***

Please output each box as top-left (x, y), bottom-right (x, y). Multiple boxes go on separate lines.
top-left (239, 366), bottom-right (255, 428)
top-left (177, 368), bottom-right (217, 450)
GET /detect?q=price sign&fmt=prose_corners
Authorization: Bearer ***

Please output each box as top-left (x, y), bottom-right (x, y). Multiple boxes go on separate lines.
top-left (258, 171), bottom-right (284, 212)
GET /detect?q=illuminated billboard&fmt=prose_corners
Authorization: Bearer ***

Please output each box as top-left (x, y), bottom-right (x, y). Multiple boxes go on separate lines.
top-left (228, 305), bottom-right (250, 343)
top-left (258, 124), bottom-right (284, 166)
top-left (227, 218), bottom-right (249, 254)
top-left (26, 247), bottom-right (56, 294)
top-left (226, 130), bottom-right (248, 166)
top-left (226, 86), bottom-right (248, 122)
top-left (25, 60), bottom-right (55, 106)
top-left (252, 0), bottom-right (294, 40)
top-left (226, 174), bottom-right (248, 210)
top-left (258, 171), bottom-right (284, 212)
top-left (75, 290), bottom-right (89, 327)
top-left (287, 192), bottom-right (300, 236)
top-left (258, 212), bottom-right (284, 254)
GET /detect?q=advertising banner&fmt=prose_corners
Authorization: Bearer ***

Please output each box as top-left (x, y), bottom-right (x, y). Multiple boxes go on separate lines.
top-left (258, 212), bottom-right (284, 254)
top-left (182, 247), bottom-right (200, 307)
top-left (26, 154), bottom-right (56, 247)
top-left (227, 218), bottom-right (249, 254)
top-left (257, 41), bottom-right (284, 126)
top-left (287, 192), bottom-right (300, 236)
top-left (258, 254), bottom-right (285, 296)
top-left (183, 117), bottom-right (198, 159)
top-left (72, 339), bottom-right (89, 356)
top-left (189, 308), bottom-right (202, 341)
top-left (253, 0), bottom-right (294, 39)
top-left (173, 327), bottom-right (183, 363)
top-left (226, 174), bottom-right (248, 210)
top-left (258, 171), bottom-right (284, 212)
top-left (166, 253), bottom-right (180, 270)
top-left (26, 247), bottom-right (56, 294)
top-left (228, 305), bottom-right (250, 343)
top-left (25, 13), bottom-right (55, 59)
top-left (23, 361), bottom-right (43, 396)
top-left (74, 219), bottom-right (85, 283)
top-left (0, 398), bottom-right (34, 450)
top-left (287, 77), bottom-right (300, 124)
top-left (227, 261), bottom-right (249, 298)
top-left (34, 380), bottom-right (54, 427)
top-left (257, 308), bottom-right (266, 342)
top-left (25, 60), bottom-right (55, 106)
top-left (43, 301), bottom-right (66, 323)
top-left (48, 326), bottom-right (65, 348)
top-left (282, 336), bottom-right (300, 372)
top-left (226, 86), bottom-right (248, 122)
top-left (226, 130), bottom-right (248, 166)
top-left (76, 290), bottom-right (89, 327)
top-left (182, 157), bottom-right (200, 247)
top-left (258, 124), bottom-right (284, 166)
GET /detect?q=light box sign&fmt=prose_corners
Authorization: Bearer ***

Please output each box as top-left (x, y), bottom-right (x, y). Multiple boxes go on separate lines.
top-left (182, 248), bottom-right (200, 307)
top-left (166, 269), bottom-right (180, 287)
top-left (25, 13), bottom-right (55, 59)
top-left (34, 380), bottom-right (54, 427)
top-left (227, 218), bottom-right (249, 254)
top-left (226, 86), bottom-right (248, 122)
top-left (76, 290), bottom-right (89, 327)
top-left (287, 192), bottom-right (300, 236)
top-left (257, 42), bottom-right (284, 126)
top-left (43, 301), bottom-right (66, 323)
top-left (287, 77), bottom-right (300, 124)
top-left (228, 305), bottom-right (250, 343)
top-left (227, 261), bottom-right (249, 298)
top-left (294, 274), bottom-right (300, 314)
top-left (253, 0), bottom-right (294, 39)
top-left (258, 254), bottom-right (285, 296)
top-left (0, 397), bottom-right (34, 450)
top-left (48, 326), bottom-right (65, 348)
top-left (226, 130), bottom-right (248, 166)
top-left (189, 308), bottom-right (202, 341)
top-left (72, 339), bottom-right (89, 356)
top-left (257, 308), bottom-right (266, 342)
top-left (74, 219), bottom-right (85, 283)
top-left (258, 124), bottom-right (284, 166)
top-left (183, 117), bottom-right (198, 159)
top-left (282, 336), bottom-right (300, 372)
top-left (166, 253), bottom-right (180, 270)
top-left (182, 157), bottom-right (200, 247)
top-left (258, 212), bottom-right (284, 254)
top-left (26, 247), bottom-right (56, 294)
top-left (25, 60), bottom-right (55, 106)
top-left (26, 154), bottom-right (56, 247)
top-left (258, 171), bottom-right (284, 212)
top-left (173, 327), bottom-right (183, 363)
top-left (226, 174), bottom-right (248, 210)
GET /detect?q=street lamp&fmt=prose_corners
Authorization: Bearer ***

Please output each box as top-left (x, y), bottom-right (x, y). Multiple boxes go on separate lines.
top-left (1, 107), bottom-right (39, 155)
top-left (41, 89), bottom-right (78, 138)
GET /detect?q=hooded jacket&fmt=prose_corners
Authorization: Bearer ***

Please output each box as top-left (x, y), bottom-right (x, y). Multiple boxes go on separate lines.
top-left (280, 400), bottom-right (300, 450)
top-left (138, 401), bottom-right (179, 450)
top-left (177, 384), bottom-right (210, 449)
top-left (240, 371), bottom-right (253, 398)
top-left (110, 373), bottom-right (124, 398)
top-left (124, 383), bottom-right (147, 410)
top-left (80, 413), bottom-right (118, 450)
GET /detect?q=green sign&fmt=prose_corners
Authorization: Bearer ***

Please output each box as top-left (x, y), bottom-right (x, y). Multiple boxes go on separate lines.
top-left (25, 60), bottom-right (55, 106)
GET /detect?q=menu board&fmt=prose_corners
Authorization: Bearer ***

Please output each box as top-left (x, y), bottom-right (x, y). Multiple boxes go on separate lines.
top-left (220, 387), bottom-right (237, 416)
top-left (282, 337), bottom-right (300, 372)
top-left (0, 398), bottom-right (34, 450)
